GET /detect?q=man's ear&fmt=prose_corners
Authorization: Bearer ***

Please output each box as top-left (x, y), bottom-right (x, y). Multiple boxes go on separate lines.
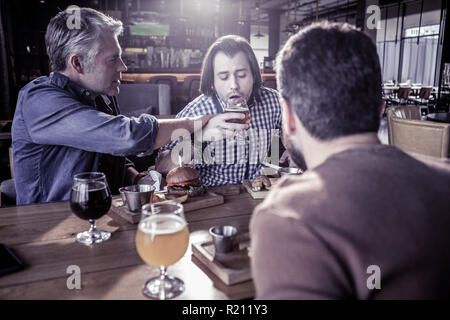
top-left (67, 54), bottom-right (84, 74)
top-left (281, 99), bottom-right (297, 135)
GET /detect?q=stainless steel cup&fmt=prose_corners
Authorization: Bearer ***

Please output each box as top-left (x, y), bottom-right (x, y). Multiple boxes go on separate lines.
top-left (279, 167), bottom-right (303, 176)
top-left (122, 184), bottom-right (155, 213)
top-left (209, 225), bottom-right (238, 254)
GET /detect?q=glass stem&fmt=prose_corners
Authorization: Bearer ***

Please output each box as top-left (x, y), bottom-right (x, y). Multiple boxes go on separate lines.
top-left (159, 266), bottom-right (167, 300)
top-left (159, 266), bottom-right (167, 280)
top-left (89, 219), bottom-right (97, 233)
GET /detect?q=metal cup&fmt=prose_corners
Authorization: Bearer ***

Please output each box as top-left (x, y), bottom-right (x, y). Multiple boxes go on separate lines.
top-left (278, 167), bottom-right (303, 176)
top-left (209, 225), bottom-right (238, 254)
top-left (122, 184), bottom-right (155, 213)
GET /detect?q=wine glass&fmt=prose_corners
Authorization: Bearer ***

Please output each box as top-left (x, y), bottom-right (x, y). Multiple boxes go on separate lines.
top-left (70, 172), bottom-right (112, 245)
top-left (136, 202), bottom-right (189, 299)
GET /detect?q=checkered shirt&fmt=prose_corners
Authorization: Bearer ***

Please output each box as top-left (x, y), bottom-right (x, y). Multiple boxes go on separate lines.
top-left (159, 87), bottom-right (282, 186)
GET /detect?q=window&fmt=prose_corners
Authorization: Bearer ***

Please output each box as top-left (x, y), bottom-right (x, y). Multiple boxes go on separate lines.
top-left (376, 0), bottom-right (441, 86)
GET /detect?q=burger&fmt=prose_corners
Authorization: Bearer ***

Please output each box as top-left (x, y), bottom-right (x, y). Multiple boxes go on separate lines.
top-left (166, 166), bottom-right (206, 197)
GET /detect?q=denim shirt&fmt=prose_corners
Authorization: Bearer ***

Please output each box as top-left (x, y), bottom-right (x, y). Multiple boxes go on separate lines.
top-left (12, 72), bottom-right (159, 205)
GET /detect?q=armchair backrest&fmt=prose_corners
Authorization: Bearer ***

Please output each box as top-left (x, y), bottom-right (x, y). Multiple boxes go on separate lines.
top-left (117, 83), bottom-right (171, 116)
top-left (387, 108), bottom-right (450, 158)
top-left (390, 105), bottom-right (422, 120)
top-left (182, 75), bottom-right (201, 102)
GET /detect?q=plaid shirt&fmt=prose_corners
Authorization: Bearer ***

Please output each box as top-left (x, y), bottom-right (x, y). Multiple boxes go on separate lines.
top-left (160, 86), bottom-right (282, 186)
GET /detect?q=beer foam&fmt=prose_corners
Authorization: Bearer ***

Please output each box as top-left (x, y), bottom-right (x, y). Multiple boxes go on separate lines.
top-left (138, 214), bottom-right (187, 236)
top-left (224, 106), bottom-right (248, 112)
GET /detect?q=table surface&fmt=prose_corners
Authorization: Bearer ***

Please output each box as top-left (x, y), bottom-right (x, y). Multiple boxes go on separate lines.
top-left (426, 112), bottom-right (450, 123)
top-left (0, 191), bottom-right (262, 300)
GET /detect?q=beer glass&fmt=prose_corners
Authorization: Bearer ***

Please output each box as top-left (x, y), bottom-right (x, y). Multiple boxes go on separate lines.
top-left (70, 172), bottom-right (112, 245)
top-left (224, 97), bottom-right (250, 125)
top-left (136, 202), bottom-right (189, 299)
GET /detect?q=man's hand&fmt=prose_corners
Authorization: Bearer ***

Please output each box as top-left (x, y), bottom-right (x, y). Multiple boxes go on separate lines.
top-left (201, 113), bottom-right (249, 142)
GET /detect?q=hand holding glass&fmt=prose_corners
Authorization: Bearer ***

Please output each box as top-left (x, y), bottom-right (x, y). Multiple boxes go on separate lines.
top-left (224, 98), bottom-right (250, 125)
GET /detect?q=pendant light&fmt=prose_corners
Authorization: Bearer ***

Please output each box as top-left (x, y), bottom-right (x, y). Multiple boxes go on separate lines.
top-left (283, 0), bottom-right (295, 34)
top-left (254, 1), bottom-right (264, 38)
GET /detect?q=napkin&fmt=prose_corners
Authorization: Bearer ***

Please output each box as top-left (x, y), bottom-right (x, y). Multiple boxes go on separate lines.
top-left (138, 170), bottom-right (162, 191)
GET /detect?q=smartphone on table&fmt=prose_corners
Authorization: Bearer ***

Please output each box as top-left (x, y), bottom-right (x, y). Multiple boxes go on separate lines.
top-left (0, 243), bottom-right (24, 276)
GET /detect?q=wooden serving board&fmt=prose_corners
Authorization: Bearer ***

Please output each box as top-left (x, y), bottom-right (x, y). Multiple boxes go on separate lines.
top-left (183, 191), bottom-right (224, 212)
top-left (242, 177), bottom-right (280, 199)
top-left (208, 184), bottom-right (241, 196)
top-left (108, 197), bottom-right (142, 224)
top-left (191, 255), bottom-right (254, 300)
top-left (191, 234), bottom-right (251, 286)
top-left (108, 191), bottom-right (224, 224)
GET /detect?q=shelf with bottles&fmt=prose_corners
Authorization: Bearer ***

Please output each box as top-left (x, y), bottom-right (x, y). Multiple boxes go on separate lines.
top-left (121, 46), bottom-right (204, 71)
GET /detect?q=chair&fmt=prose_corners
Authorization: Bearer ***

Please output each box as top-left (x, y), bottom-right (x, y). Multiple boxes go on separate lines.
top-left (0, 147), bottom-right (16, 206)
top-left (117, 83), bottom-right (171, 116)
top-left (388, 105), bottom-right (422, 120)
top-left (181, 75), bottom-right (201, 104)
top-left (9, 146), bottom-right (14, 178)
top-left (387, 108), bottom-right (450, 158)
top-left (262, 76), bottom-right (277, 90)
top-left (410, 86), bottom-right (433, 105)
top-left (396, 87), bottom-right (412, 105)
top-left (149, 75), bottom-right (179, 113)
top-left (0, 178), bottom-right (16, 207)
top-left (148, 75), bottom-right (178, 89)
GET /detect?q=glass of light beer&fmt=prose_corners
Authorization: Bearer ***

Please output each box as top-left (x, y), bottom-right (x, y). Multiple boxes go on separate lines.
top-left (224, 99), bottom-right (250, 125)
top-left (136, 202), bottom-right (189, 299)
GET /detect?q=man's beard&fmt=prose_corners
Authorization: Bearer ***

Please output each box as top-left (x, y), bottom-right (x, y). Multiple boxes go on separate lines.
top-left (287, 137), bottom-right (307, 171)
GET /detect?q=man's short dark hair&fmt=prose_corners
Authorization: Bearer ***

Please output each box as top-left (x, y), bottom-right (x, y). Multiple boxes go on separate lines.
top-left (200, 35), bottom-right (262, 102)
top-left (276, 22), bottom-right (382, 140)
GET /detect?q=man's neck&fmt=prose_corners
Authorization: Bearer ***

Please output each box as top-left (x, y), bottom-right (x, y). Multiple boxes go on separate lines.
top-left (304, 132), bottom-right (380, 170)
top-left (59, 70), bottom-right (99, 99)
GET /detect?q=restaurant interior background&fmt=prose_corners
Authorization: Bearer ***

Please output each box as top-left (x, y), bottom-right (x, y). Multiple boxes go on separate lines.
top-left (1, 0), bottom-right (450, 187)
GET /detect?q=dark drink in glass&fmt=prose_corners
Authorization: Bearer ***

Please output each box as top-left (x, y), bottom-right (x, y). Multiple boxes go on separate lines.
top-left (224, 106), bottom-right (250, 124)
top-left (69, 172), bottom-right (112, 245)
top-left (70, 182), bottom-right (112, 220)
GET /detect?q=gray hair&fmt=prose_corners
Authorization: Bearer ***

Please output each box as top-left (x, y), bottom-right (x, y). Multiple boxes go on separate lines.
top-left (45, 7), bottom-right (123, 72)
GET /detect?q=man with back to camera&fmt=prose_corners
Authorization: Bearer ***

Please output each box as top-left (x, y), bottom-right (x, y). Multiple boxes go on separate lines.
top-left (250, 22), bottom-right (450, 299)
top-left (12, 7), bottom-right (246, 205)
top-left (155, 35), bottom-right (286, 186)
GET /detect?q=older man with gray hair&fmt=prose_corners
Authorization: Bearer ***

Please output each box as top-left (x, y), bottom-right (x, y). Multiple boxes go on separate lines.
top-left (12, 7), bottom-right (244, 205)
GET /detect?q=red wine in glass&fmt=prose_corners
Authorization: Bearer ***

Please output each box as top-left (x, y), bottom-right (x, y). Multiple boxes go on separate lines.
top-left (70, 172), bottom-right (112, 245)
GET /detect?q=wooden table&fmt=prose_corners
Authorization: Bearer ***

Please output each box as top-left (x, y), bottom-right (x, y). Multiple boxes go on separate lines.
top-left (0, 192), bottom-right (262, 300)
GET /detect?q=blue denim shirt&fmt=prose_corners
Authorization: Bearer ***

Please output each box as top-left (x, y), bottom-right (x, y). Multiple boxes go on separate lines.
top-left (12, 72), bottom-right (159, 205)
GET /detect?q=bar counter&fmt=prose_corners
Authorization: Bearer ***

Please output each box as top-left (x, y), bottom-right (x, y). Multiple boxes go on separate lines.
top-left (122, 72), bottom-right (276, 83)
